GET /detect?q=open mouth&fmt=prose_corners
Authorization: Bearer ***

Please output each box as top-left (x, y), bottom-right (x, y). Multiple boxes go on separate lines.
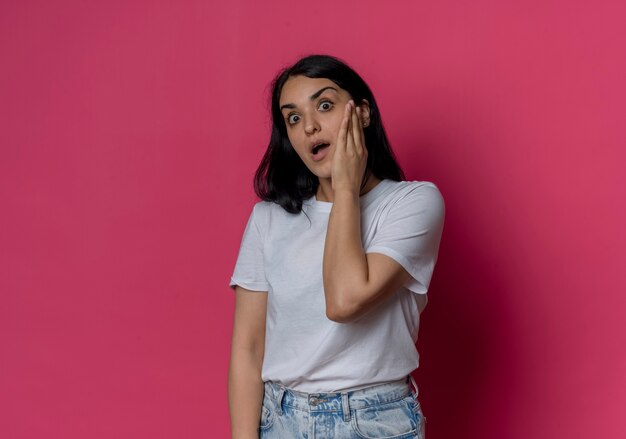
top-left (312, 143), bottom-right (330, 154)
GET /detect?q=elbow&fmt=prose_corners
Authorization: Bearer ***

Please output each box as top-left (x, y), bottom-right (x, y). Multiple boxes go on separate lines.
top-left (325, 296), bottom-right (361, 324)
top-left (326, 307), bottom-right (356, 323)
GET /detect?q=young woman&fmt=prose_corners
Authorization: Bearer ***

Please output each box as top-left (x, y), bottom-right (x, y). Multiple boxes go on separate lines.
top-left (228, 54), bottom-right (445, 439)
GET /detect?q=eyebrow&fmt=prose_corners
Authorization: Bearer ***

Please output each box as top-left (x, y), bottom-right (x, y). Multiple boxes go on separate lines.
top-left (280, 86), bottom-right (338, 112)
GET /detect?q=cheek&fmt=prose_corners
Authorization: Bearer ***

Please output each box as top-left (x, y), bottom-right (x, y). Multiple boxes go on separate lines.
top-left (327, 114), bottom-right (345, 136)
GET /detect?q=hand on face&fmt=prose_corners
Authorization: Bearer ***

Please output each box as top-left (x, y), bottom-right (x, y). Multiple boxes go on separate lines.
top-left (331, 100), bottom-right (368, 194)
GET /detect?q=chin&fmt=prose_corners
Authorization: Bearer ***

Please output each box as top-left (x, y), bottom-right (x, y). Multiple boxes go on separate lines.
top-left (308, 164), bottom-right (332, 180)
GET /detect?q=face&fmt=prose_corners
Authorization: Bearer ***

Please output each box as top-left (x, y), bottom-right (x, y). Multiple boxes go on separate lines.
top-left (278, 75), bottom-right (369, 179)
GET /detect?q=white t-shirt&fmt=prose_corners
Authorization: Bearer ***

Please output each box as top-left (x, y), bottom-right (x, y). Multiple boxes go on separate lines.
top-left (229, 179), bottom-right (445, 392)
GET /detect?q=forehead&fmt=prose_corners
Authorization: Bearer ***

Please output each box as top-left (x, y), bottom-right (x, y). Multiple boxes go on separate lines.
top-left (279, 76), bottom-right (347, 105)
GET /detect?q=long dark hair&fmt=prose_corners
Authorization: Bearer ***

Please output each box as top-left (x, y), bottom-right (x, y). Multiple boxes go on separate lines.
top-left (254, 54), bottom-right (405, 214)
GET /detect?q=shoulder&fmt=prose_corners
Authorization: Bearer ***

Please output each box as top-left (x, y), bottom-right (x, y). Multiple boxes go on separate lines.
top-left (251, 199), bottom-right (299, 217)
top-left (249, 199), bottom-right (298, 229)
top-left (371, 180), bottom-right (445, 232)
top-left (382, 180), bottom-right (445, 210)
top-left (248, 200), bottom-right (273, 226)
top-left (250, 199), bottom-right (273, 217)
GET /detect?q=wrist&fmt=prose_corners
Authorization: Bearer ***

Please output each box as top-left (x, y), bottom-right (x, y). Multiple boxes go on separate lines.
top-left (332, 188), bottom-right (360, 203)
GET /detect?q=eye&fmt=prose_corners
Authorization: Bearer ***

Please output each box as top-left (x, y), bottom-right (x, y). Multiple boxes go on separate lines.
top-left (318, 100), bottom-right (333, 111)
top-left (286, 114), bottom-right (300, 125)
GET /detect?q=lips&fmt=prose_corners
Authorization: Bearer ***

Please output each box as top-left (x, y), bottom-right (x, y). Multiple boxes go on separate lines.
top-left (311, 142), bottom-right (330, 162)
top-left (311, 142), bottom-right (330, 154)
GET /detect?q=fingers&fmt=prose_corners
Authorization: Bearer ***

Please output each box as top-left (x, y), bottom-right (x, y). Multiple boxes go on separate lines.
top-left (347, 100), bottom-right (366, 156)
top-left (339, 99), bottom-right (367, 157)
top-left (338, 101), bottom-right (351, 153)
top-left (352, 105), bottom-right (364, 155)
top-left (332, 100), bottom-right (367, 192)
top-left (347, 102), bottom-right (356, 152)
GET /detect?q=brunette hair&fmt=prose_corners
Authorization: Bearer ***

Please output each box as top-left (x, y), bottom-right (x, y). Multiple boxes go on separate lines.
top-left (254, 54), bottom-right (405, 213)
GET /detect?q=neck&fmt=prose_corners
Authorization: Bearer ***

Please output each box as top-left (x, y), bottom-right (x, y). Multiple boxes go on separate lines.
top-left (316, 174), bottom-right (382, 203)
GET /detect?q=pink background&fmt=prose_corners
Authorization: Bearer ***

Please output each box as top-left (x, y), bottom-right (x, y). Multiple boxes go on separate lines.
top-left (1, 1), bottom-right (624, 438)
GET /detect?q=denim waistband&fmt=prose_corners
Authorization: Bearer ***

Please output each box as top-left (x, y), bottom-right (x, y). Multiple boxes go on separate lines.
top-left (264, 375), bottom-right (418, 416)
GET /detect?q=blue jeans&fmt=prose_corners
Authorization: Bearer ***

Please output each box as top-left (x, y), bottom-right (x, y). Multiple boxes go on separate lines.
top-left (259, 375), bottom-right (426, 438)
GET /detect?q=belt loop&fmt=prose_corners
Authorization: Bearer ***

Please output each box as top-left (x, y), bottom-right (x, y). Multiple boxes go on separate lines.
top-left (408, 374), bottom-right (419, 398)
top-left (341, 392), bottom-right (351, 422)
top-left (275, 386), bottom-right (286, 416)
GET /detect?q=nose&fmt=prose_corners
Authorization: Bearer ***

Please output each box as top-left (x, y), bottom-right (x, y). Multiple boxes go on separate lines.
top-left (303, 114), bottom-right (320, 135)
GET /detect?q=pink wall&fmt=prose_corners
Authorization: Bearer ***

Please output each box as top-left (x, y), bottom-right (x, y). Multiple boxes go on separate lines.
top-left (1, 1), bottom-right (624, 437)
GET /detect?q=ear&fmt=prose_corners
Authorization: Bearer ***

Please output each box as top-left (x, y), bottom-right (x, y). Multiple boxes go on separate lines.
top-left (358, 99), bottom-right (371, 127)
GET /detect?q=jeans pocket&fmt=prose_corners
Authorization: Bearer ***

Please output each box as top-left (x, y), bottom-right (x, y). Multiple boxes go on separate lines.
top-left (410, 398), bottom-right (426, 439)
top-left (259, 392), bottom-right (275, 431)
top-left (351, 397), bottom-right (417, 439)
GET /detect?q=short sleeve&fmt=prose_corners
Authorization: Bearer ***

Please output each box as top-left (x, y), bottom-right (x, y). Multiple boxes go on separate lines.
top-left (229, 203), bottom-right (270, 292)
top-left (366, 182), bottom-right (445, 294)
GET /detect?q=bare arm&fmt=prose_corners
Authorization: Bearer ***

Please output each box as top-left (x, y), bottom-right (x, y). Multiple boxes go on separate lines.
top-left (323, 190), bottom-right (411, 323)
top-left (323, 101), bottom-right (411, 323)
top-left (228, 286), bottom-right (267, 439)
